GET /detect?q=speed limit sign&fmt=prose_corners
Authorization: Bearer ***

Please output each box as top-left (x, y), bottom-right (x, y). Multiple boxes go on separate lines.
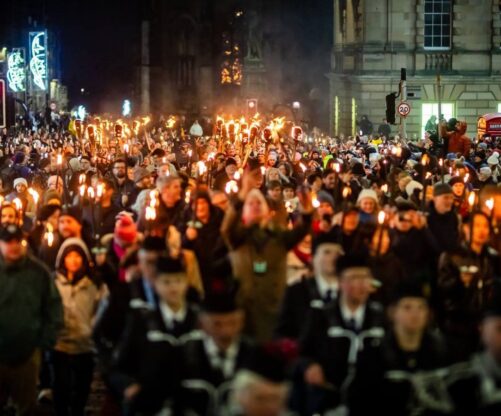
top-left (397, 101), bottom-right (411, 117)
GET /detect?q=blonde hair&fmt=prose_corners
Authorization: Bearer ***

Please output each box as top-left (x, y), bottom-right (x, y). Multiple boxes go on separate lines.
top-left (242, 189), bottom-right (270, 227)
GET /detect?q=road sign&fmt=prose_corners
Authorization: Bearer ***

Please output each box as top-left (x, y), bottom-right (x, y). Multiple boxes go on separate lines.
top-left (397, 101), bottom-right (411, 117)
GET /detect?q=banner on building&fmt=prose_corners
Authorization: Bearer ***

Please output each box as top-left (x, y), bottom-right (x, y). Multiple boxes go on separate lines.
top-left (29, 31), bottom-right (48, 91)
top-left (7, 48), bottom-right (27, 93)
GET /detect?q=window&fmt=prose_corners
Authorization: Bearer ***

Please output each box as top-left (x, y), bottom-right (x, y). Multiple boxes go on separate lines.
top-left (497, 103), bottom-right (501, 113)
top-left (424, 0), bottom-right (451, 50)
top-left (421, 102), bottom-right (454, 138)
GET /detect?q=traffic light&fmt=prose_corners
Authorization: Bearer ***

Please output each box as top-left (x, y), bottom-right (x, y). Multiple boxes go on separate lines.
top-left (386, 93), bottom-right (397, 125)
top-left (0, 80), bottom-right (5, 128)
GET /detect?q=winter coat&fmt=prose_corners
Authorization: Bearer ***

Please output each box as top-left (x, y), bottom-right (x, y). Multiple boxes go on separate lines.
top-left (0, 254), bottom-right (63, 365)
top-left (221, 199), bottom-right (312, 342)
top-left (54, 238), bottom-right (108, 355)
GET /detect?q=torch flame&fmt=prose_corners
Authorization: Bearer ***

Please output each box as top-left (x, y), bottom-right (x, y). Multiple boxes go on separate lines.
top-left (145, 206), bottom-right (157, 221)
top-left (96, 183), bottom-right (105, 199)
top-left (342, 187), bottom-right (352, 199)
top-left (44, 223), bottom-right (54, 247)
top-left (13, 198), bottom-right (22, 211)
top-left (166, 116), bottom-right (176, 129)
top-left (312, 195), bottom-right (320, 208)
top-left (378, 211), bottom-right (386, 225)
top-left (468, 192), bottom-right (475, 208)
top-left (225, 180), bottom-right (239, 194)
top-left (486, 198), bottom-right (494, 212)
top-left (28, 188), bottom-right (39, 206)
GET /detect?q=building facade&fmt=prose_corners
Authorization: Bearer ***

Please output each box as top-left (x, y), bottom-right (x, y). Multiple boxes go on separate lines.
top-left (329, 0), bottom-right (501, 139)
top-left (138, 0), bottom-right (332, 127)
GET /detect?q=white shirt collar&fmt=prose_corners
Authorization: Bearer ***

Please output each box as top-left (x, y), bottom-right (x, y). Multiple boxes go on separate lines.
top-left (159, 301), bottom-right (187, 329)
top-left (340, 297), bottom-right (366, 330)
top-left (315, 274), bottom-right (339, 299)
top-left (203, 337), bottom-right (239, 379)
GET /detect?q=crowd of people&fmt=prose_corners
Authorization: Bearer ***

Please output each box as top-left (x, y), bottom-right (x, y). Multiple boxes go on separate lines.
top-left (0, 112), bottom-right (501, 416)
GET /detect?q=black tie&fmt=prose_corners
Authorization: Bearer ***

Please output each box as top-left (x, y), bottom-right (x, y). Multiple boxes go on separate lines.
top-left (172, 319), bottom-right (181, 332)
top-left (347, 317), bottom-right (358, 332)
top-left (324, 289), bottom-right (333, 303)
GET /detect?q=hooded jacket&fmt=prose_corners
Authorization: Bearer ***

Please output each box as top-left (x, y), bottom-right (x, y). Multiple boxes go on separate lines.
top-left (0, 254), bottom-right (63, 365)
top-left (54, 238), bottom-right (108, 354)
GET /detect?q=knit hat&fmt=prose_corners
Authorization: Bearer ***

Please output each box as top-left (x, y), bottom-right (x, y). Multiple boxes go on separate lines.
top-left (114, 212), bottom-right (138, 244)
top-left (433, 183), bottom-right (453, 197)
top-left (479, 166), bottom-right (492, 179)
top-left (38, 204), bottom-right (62, 222)
top-left (317, 191), bottom-right (335, 208)
top-left (43, 190), bottom-right (62, 206)
top-left (487, 152), bottom-right (499, 165)
top-left (133, 167), bottom-right (151, 184)
top-left (60, 205), bottom-right (82, 222)
top-left (405, 180), bottom-right (423, 197)
top-left (356, 189), bottom-right (378, 205)
top-left (13, 178), bottom-right (28, 189)
top-left (448, 176), bottom-right (465, 187)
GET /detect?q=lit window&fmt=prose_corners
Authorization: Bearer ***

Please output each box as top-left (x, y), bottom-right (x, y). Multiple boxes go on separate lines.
top-left (421, 102), bottom-right (454, 138)
top-left (424, 0), bottom-right (451, 50)
top-left (497, 103), bottom-right (501, 113)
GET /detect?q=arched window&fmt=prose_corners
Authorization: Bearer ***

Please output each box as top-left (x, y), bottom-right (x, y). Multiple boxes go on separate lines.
top-left (424, 0), bottom-right (452, 50)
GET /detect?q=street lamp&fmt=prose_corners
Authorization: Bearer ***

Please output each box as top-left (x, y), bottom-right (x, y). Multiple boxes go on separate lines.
top-left (292, 101), bottom-right (301, 110)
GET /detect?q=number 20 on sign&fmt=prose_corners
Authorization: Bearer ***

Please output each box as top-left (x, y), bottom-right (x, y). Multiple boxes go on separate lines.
top-left (397, 102), bottom-right (411, 117)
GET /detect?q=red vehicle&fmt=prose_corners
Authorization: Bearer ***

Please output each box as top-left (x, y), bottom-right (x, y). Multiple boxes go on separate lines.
top-left (477, 113), bottom-right (501, 138)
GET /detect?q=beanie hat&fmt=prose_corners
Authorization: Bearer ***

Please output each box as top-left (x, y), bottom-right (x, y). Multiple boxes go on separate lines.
top-left (38, 204), bottom-right (62, 222)
top-left (13, 178), bottom-right (28, 189)
top-left (480, 166), bottom-right (492, 178)
top-left (60, 205), bottom-right (82, 222)
top-left (487, 152), bottom-right (499, 166)
top-left (133, 167), bottom-right (151, 184)
top-left (114, 212), bottom-right (138, 244)
top-left (43, 190), bottom-right (62, 206)
top-left (356, 189), bottom-right (378, 205)
top-left (433, 183), bottom-right (453, 197)
top-left (405, 181), bottom-right (423, 197)
top-left (316, 191), bottom-right (335, 208)
top-left (448, 176), bottom-right (465, 187)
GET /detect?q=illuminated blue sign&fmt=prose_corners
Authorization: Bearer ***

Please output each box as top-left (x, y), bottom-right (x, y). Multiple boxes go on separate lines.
top-left (7, 49), bottom-right (26, 92)
top-left (29, 31), bottom-right (48, 91)
top-left (122, 99), bottom-right (131, 117)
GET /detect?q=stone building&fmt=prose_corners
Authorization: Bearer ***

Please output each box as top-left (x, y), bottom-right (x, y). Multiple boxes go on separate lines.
top-left (329, 0), bottom-right (501, 139)
top-left (138, 0), bottom-right (332, 127)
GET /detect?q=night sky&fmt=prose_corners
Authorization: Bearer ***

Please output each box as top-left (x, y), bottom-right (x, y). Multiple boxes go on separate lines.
top-left (1, 0), bottom-right (332, 119)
